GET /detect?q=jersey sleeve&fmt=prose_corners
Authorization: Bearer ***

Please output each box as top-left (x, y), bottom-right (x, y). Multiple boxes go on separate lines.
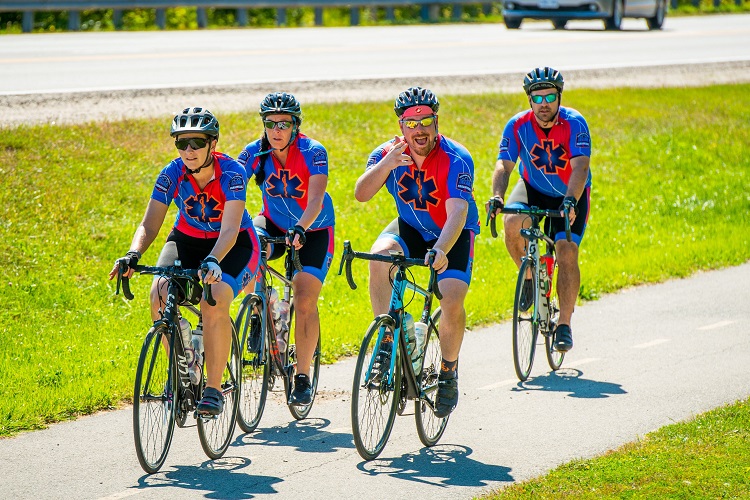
top-left (237, 141), bottom-right (262, 176)
top-left (497, 117), bottom-right (520, 163)
top-left (365, 140), bottom-right (393, 171)
top-left (221, 159), bottom-right (248, 203)
top-left (150, 161), bottom-right (180, 206)
top-left (446, 143), bottom-right (477, 203)
top-left (566, 112), bottom-right (592, 159)
top-left (307, 142), bottom-right (329, 177)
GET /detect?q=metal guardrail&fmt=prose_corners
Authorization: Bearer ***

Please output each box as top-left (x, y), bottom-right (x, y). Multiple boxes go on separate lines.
top-left (0, 1), bottom-right (497, 32)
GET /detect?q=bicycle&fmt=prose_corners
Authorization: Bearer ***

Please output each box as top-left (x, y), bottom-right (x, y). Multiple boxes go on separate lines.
top-left (487, 201), bottom-right (572, 381)
top-left (234, 235), bottom-right (321, 433)
top-left (116, 261), bottom-right (241, 474)
top-left (339, 240), bottom-right (447, 461)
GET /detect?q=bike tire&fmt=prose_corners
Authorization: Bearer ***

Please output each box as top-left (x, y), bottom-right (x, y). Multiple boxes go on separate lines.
top-left (545, 262), bottom-right (565, 370)
top-left (351, 315), bottom-right (401, 461)
top-left (236, 295), bottom-right (269, 433)
top-left (133, 323), bottom-right (176, 474)
top-left (415, 307), bottom-right (449, 447)
top-left (197, 320), bottom-right (241, 459)
top-left (288, 306), bottom-right (322, 420)
top-left (513, 259), bottom-right (539, 381)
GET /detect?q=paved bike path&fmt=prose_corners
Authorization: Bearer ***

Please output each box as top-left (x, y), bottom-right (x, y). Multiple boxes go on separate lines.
top-left (3, 263), bottom-right (749, 499)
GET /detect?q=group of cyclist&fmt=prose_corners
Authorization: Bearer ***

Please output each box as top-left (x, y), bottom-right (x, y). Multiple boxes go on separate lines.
top-left (109, 65), bottom-right (591, 421)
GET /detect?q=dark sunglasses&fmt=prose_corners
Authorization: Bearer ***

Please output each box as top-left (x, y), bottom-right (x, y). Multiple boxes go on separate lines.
top-left (530, 93), bottom-right (558, 104)
top-left (263, 120), bottom-right (293, 131)
top-left (400, 116), bottom-right (435, 129)
top-left (175, 137), bottom-right (209, 150)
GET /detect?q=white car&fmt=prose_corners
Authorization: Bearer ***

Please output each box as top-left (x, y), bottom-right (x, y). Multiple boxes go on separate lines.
top-left (502, 0), bottom-right (667, 30)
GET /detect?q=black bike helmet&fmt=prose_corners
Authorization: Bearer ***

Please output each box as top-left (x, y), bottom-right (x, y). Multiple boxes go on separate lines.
top-left (170, 107), bottom-right (220, 138)
top-left (394, 87), bottom-right (440, 117)
top-left (259, 92), bottom-right (303, 124)
top-left (523, 67), bottom-right (565, 95)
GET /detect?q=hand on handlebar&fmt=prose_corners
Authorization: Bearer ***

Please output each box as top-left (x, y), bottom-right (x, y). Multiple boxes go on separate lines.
top-left (426, 247), bottom-right (448, 274)
top-left (199, 255), bottom-right (222, 284)
top-left (109, 250), bottom-right (141, 280)
top-left (559, 196), bottom-right (578, 226)
top-left (286, 225), bottom-right (307, 250)
top-left (485, 196), bottom-right (504, 220)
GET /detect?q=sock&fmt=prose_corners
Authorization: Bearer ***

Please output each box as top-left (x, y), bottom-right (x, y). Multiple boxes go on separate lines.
top-left (439, 358), bottom-right (458, 380)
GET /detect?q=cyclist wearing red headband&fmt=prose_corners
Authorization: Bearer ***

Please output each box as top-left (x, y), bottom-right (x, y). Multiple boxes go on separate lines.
top-left (355, 87), bottom-right (480, 418)
top-left (487, 67), bottom-right (592, 353)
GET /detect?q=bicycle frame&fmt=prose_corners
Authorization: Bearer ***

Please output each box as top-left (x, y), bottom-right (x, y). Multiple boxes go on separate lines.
top-left (519, 220), bottom-right (557, 333)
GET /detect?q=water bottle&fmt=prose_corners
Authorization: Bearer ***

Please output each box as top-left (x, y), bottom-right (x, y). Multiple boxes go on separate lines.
top-left (275, 300), bottom-right (291, 354)
top-left (178, 316), bottom-right (192, 350)
top-left (190, 323), bottom-right (204, 385)
top-left (540, 254), bottom-right (554, 298)
top-left (403, 312), bottom-right (419, 371)
top-left (414, 321), bottom-right (428, 358)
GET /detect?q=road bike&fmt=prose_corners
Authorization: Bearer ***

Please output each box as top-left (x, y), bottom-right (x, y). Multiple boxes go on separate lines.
top-left (487, 202), bottom-right (572, 381)
top-left (116, 261), bottom-right (241, 473)
top-left (339, 240), bottom-right (447, 460)
top-left (234, 236), bottom-right (321, 433)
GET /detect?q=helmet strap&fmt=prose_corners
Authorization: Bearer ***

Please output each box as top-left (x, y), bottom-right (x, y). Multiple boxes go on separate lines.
top-left (184, 141), bottom-right (215, 177)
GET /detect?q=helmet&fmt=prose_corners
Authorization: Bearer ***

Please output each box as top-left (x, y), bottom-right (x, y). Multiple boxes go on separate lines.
top-left (259, 92), bottom-right (302, 124)
top-left (523, 67), bottom-right (565, 95)
top-left (170, 107), bottom-right (220, 138)
top-left (394, 87), bottom-right (440, 117)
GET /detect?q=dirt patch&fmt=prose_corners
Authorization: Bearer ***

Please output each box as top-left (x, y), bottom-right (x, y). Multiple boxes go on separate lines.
top-left (3, 60), bottom-right (749, 128)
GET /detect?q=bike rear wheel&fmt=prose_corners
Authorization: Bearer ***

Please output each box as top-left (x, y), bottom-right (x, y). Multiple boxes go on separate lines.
top-left (197, 321), bottom-right (241, 459)
top-left (415, 307), bottom-right (449, 447)
top-left (351, 315), bottom-right (401, 461)
top-left (133, 323), bottom-right (176, 474)
top-left (236, 295), bottom-right (269, 433)
top-left (513, 259), bottom-right (539, 381)
top-left (288, 306), bottom-right (322, 420)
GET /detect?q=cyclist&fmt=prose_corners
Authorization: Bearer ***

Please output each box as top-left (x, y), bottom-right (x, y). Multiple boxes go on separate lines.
top-left (109, 107), bottom-right (261, 416)
top-left (487, 67), bottom-right (592, 353)
top-left (354, 87), bottom-right (480, 418)
top-left (237, 92), bottom-right (335, 406)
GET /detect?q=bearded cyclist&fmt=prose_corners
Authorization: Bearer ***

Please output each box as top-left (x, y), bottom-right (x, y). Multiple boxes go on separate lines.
top-left (487, 67), bottom-right (592, 353)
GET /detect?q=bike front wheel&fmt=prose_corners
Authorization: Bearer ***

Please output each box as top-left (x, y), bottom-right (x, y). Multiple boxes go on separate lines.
top-left (513, 259), bottom-right (539, 381)
top-left (545, 294), bottom-right (565, 371)
top-left (197, 321), bottom-right (241, 459)
top-left (351, 315), bottom-right (401, 461)
top-left (288, 306), bottom-right (321, 420)
top-left (236, 295), bottom-right (269, 433)
top-left (415, 307), bottom-right (449, 447)
top-left (133, 322), bottom-right (176, 474)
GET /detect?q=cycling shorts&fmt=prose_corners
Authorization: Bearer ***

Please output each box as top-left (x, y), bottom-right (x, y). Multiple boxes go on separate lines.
top-left (253, 215), bottom-right (334, 284)
top-left (377, 217), bottom-right (475, 285)
top-left (506, 180), bottom-right (590, 246)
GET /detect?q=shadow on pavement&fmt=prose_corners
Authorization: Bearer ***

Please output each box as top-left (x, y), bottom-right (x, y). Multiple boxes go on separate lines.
top-left (357, 444), bottom-right (514, 488)
top-left (512, 368), bottom-right (627, 398)
top-left (233, 417), bottom-right (354, 453)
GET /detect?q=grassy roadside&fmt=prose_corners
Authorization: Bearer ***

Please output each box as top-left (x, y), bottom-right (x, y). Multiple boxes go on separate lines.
top-left (0, 84), bottom-right (748, 439)
top-left (481, 397), bottom-right (750, 498)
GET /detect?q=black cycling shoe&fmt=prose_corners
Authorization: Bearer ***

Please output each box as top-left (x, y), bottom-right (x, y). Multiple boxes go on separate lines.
top-left (519, 278), bottom-right (533, 311)
top-left (434, 377), bottom-right (459, 418)
top-left (290, 374), bottom-right (312, 406)
top-left (554, 324), bottom-right (573, 352)
top-left (197, 386), bottom-right (224, 416)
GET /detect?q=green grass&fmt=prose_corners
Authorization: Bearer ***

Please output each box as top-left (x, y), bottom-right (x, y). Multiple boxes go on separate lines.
top-left (0, 84), bottom-right (748, 438)
top-left (481, 397), bottom-right (750, 498)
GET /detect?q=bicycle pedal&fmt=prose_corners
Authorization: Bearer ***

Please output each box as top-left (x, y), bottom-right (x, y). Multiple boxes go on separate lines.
top-left (194, 410), bottom-right (218, 421)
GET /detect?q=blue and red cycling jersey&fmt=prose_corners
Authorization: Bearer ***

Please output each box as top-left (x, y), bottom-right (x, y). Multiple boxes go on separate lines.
top-left (150, 152), bottom-right (255, 238)
top-left (497, 106), bottom-right (592, 197)
top-left (367, 134), bottom-right (480, 241)
top-left (237, 133), bottom-right (335, 231)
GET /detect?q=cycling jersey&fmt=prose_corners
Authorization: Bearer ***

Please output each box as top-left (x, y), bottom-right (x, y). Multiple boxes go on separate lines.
top-left (497, 106), bottom-right (592, 198)
top-left (150, 152), bottom-right (255, 238)
top-left (238, 133), bottom-right (335, 231)
top-left (366, 135), bottom-right (480, 241)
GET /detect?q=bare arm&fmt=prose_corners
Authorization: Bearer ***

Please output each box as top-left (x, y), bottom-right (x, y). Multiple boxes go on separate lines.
top-left (563, 155), bottom-right (590, 225)
top-left (108, 199), bottom-right (168, 279)
top-left (297, 174), bottom-right (327, 230)
top-left (487, 159), bottom-right (516, 216)
top-left (429, 198), bottom-right (469, 273)
top-left (207, 199), bottom-right (244, 263)
top-left (354, 136), bottom-right (412, 202)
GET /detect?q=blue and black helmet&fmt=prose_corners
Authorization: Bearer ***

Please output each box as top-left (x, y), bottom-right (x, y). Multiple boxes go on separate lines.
top-left (259, 92), bottom-right (302, 124)
top-left (170, 107), bottom-right (220, 138)
top-left (523, 67), bottom-right (565, 95)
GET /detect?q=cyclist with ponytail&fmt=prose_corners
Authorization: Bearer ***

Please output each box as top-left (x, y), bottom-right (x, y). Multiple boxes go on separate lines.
top-left (237, 92), bottom-right (335, 406)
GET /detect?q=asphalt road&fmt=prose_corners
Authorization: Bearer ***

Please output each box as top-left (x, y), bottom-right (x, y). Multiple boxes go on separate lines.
top-left (2, 14), bottom-right (749, 94)
top-left (3, 262), bottom-right (749, 499)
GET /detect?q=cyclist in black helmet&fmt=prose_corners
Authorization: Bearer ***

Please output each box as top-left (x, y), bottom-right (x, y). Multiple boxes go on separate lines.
top-left (238, 92), bottom-right (335, 406)
top-left (355, 86), bottom-right (481, 418)
top-left (110, 107), bottom-right (261, 416)
top-left (487, 67), bottom-right (592, 353)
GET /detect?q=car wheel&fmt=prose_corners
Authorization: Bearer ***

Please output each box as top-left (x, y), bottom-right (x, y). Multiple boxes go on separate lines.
top-left (604, 0), bottom-right (623, 30)
top-left (552, 19), bottom-right (568, 29)
top-left (646, 0), bottom-right (666, 30)
top-left (504, 16), bottom-right (522, 29)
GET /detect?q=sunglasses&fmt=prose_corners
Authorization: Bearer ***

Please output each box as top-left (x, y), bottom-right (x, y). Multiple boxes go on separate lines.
top-left (400, 116), bottom-right (436, 129)
top-left (530, 93), bottom-right (558, 104)
top-left (175, 137), bottom-right (210, 150)
top-left (263, 120), bottom-right (293, 131)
